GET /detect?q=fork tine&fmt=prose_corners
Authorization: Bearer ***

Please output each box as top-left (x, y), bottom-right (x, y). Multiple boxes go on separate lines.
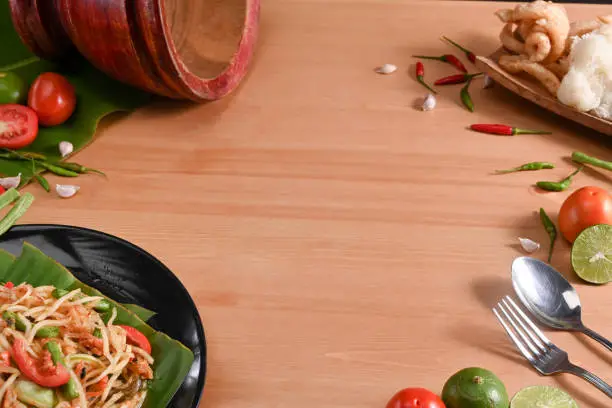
top-left (492, 306), bottom-right (535, 362)
top-left (497, 301), bottom-right (541, 356)
top-left (501, 298), bottom-right (546, 352)
top-left (505, 296), bottom-right (552, 346)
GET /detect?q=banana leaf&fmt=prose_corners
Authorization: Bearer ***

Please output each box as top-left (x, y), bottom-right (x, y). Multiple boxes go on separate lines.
top-left (1, 242), bottom-right (194, 408)
top-left (0, 1), bottom-right (151, 187)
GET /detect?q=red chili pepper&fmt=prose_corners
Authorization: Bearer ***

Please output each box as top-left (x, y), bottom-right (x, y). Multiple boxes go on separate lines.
top-left (415, 62), bottom-right (437, 94)
top-left (4, 282), bottom-right (14, 289)
top-left (413, 54), bottom-right (467, 73)
top-left (442, 36), bottom-right (476, 64)
top-left (434, 72), bottom-right (483, 86)
top-left (469, 124), bottom-right (553, 136)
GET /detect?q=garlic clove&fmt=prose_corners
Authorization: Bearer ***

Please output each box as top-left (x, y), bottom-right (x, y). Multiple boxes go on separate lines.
top-left (0, 173), bottom-right (21, 190)
top-left (483, 74), bottom-right (494, 89)
top-left (375, 64), bottom-right (397, 75)
top-left (59, 141), bottom-right (74, 158)
top-left (56, 184), bottom-right (80, 198)
top-left (518, 237), bottom-right (540, 253)
top-left (420, 93), bottom-right (437, 111)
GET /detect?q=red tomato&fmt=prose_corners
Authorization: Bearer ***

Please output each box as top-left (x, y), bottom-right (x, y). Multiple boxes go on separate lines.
top-left (386, 388), bottom-right (446, 408)
top-left (119, 325), bottom-right (152, 354)
top-left (27, 72), bottom-right (76, 127)
top-left (0, 187), bottom-right (5, 195)
top-left (0, 104), bottom-right (39, 149)
top-left (558, 186), bottom-right (612, 242)
top-left (11, 338), bottom-right (70, 387)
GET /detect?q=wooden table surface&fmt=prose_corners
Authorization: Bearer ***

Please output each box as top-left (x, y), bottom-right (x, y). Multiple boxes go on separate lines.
top-left (15, 1), bottom-right (612, 407)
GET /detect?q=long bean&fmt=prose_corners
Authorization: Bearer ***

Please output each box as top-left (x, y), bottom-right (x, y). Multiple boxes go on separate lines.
top-left (571, 151), bottom-right (612, 172)
top-left (0, 193), bottom-right (34, 236)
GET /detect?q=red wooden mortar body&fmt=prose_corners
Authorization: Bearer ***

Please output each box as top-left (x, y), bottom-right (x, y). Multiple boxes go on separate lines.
top-left (9, 0), bottom-right (260, 101)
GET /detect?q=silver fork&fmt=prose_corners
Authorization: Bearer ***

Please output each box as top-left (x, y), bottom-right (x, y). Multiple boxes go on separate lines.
top-left (493, 295), bottom-right (612, 399)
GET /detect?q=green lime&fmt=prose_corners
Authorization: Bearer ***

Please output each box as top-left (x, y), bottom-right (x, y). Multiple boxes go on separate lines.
top-left (0, 71), bottom-right (27, 105)
top-left (510, 385), bottom-right (578, 408)
top-left (571, 224), bottom-right (612, 284)
top-left (441, 367), bottom-right (509, 408)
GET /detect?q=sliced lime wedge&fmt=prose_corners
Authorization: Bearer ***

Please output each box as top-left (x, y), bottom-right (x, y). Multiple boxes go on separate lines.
top-left (571, 224), bottom-right (612, 284)
top-left (510, 385), bottom-right (578, 408)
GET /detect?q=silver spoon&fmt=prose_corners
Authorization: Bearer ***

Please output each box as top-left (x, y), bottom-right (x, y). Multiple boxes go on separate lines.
top-left (511, 256), bottom-right (611, 351)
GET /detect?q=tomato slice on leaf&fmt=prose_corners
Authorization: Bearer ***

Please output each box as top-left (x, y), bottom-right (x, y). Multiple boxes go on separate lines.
top-left (119, 325), bottom-right (152, 354)
top-left (0, 104), bottom-right (38, 149)
top-left (11, 337), bottom-right (70, 387)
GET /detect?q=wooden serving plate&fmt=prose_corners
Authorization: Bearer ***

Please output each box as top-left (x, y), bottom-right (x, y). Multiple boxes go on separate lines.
top-left (475, 49), bottom-right (612, 136)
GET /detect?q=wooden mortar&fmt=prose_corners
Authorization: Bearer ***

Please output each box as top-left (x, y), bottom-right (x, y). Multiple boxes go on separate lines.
top-left (9, 0), bottom-right (260, 101)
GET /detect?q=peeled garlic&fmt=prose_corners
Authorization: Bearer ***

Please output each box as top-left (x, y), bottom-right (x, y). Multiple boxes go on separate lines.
top-left (375, 64), bottom-right (397, 75)
top-left (56, 184), bottom-right (80, 198)
top-left (0, 173), bottom-right (21, 189)
top-left (420, 93), bottom-right (436, 111)
top-left (518, 237), bottom-right (540, 253)
top-left (59, 141), bottom-right (73, 158)
top-left (483, 74), bottom-right (494, 89)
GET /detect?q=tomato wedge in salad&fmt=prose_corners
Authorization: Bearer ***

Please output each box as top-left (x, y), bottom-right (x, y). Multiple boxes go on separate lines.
top-left (0, 104), bottom-right (39, 149)
top-left (119, 325), bottom-right (152, 354)
top-left (11, 338), bottom-right (70, 388)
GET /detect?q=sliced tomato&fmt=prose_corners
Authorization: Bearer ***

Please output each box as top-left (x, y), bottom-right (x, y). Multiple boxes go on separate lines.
top-left (0, 104), bottom-right (39, 149)
top-left (0, 186), bottom-right (5, 195)
top-left (119, 325), bottom-right (151, 354)
top-left (4, 282), bottom-right (13, 289)
top-left (86, 376), bottom-right (108, 398)
top-left (0, 351), bottom-right (10, 367)
top-left (11, 337), bottom-right (70, 387)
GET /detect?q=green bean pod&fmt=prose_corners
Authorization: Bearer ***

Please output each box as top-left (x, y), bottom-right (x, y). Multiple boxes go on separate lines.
top-left (572, 151), bottom-right (612, 172)
top-left (35, 326), bottom-right (60, 339)
top-left (3, 311), bottom-right (27, 331)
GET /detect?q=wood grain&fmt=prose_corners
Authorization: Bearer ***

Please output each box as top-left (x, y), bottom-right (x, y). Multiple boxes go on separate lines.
top-left (12, 1), bottom-right (612, 407)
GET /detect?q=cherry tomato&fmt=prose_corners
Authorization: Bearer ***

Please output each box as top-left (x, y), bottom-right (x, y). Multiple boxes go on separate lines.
top-left (386, 388), bottom-right (446, 408)
top-left (0, 104), bottom-right (39, 149)
top-left (27, 72), bottom-right (76, 127)
top-left (558, 186), bottom-right (612, 242)
top-left (11, 337), bottom-right (70, 387)
top-left (119, 325), bottom-right (152, 354)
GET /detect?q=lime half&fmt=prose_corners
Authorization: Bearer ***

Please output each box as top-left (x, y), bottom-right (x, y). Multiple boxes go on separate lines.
top-left (571, 224), bottom-right (612, 284)
top-left (510, 385), bottom-right (578, 408)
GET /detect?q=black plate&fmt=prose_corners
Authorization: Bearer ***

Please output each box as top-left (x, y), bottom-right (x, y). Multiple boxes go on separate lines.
top-left (0, 224), bottom-right (206, 408)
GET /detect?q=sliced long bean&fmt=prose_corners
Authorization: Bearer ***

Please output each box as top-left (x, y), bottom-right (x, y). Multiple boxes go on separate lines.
top-left (0, 193), bottom-right (34, 236)
top-left (0, 188), bottom-right (20, 210)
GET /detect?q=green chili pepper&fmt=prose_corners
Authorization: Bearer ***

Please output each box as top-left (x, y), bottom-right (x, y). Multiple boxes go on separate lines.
top-left (35, 326), bottom-right (60, 339)
top-left (460, 78), bottom-right (474, 112)
top-left (3, 311), bottom-right (27, 331)
top-left (55, 162), bottom-right (106, 176)
top-left (38, 162), bottom-right (79, 177)
top-left (45, 342), bottom-right (80, 400)
top-left (0, 193), bottom-right (34, 236)
top-left (539, 208), bottom-right (557, 263)
top-left (536, 167), bottom-right (582, 192)
top-left (571, 151), bottom-right (612, 172)
top-left (495, 161), bottom-right (555, 174)
top-left (34, 174), bottom-right (50, 192)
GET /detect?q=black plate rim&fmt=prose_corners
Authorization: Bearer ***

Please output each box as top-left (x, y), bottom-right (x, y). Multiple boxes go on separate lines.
top-left (2, 223), bottom-right (207, 408)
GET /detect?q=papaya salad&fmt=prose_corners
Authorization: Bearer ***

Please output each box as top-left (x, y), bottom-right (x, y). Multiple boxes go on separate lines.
top-left (0, 282), bottom-right (153, 408)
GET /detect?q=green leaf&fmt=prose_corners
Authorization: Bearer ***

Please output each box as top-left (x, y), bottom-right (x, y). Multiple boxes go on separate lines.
top-left (0, 249), bottom-right (15, 276)
top-left (3, 243), bottom-right (194, 408)
top-left (123, 303), bottom-right (157, 322)
top-left (0, 1), bottom-right (151, 186)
